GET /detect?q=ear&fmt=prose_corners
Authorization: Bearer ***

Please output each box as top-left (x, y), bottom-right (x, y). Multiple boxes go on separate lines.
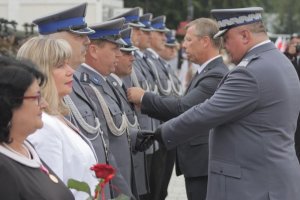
top-left (240, 29), bottom-right (251, 45)
top-left (88, 44), bottom-right (99, 60)
top-left (202, 36), bottom-right (210, 48)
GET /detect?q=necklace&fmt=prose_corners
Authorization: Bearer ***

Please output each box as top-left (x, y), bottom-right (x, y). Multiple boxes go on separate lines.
top-left (3, 143), bottom-right (31, 159)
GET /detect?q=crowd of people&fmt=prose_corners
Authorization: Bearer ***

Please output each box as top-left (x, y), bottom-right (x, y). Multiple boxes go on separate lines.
top-left (0, 3), bottom-right (300, 200)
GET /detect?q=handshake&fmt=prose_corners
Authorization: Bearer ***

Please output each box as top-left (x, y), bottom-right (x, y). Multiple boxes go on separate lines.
top-left (135, 126), bottom-right (163, 152)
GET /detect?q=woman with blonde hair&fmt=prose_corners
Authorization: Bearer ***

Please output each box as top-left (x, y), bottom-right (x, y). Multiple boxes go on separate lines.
top-left (17, 36), bottom-right (98, 200)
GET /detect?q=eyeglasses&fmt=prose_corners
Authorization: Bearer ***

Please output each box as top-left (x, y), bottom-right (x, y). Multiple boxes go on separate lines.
top-left (22, 93), bottom-right (42, 105)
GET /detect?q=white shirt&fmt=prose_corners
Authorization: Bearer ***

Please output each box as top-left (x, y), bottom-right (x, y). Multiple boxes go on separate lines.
top-left (197, 55), bottom-right (222, 74)
top-left (248, 40), bottom-right (271, 52)
top-left (146, 48), bottom-right (159, 58)
top-left (28, 112), bottom-right (98, 200)
top-left (0, 140), bottom-right (42, 168)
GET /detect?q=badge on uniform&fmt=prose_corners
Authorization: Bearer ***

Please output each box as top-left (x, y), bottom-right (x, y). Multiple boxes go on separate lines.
top-left (92, 77), bottom-right (101, 85)
top-left (112, 81), bottom-right (118, 87)
top-left (238, 54), bottom-right (259, 68)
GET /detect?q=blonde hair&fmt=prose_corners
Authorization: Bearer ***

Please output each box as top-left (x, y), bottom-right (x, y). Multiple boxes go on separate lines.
top-left (17, 36), bottom-right (72, 115)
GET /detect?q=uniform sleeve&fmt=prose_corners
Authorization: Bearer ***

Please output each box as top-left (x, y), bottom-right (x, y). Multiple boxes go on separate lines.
top-left (141, 73), bottom-right (224, 122)
top-left (162, 68), bottom-right (260, 149)
top-left (27, 116), bottom-right (64, 180)
top-left (0, 164), bottom-right (20, 200)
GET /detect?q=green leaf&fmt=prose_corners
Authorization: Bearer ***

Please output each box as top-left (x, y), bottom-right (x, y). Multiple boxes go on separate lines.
top-left (67, 179), bottom-right (91, 197)
top-left (112, 194), bottom-right (130, 200)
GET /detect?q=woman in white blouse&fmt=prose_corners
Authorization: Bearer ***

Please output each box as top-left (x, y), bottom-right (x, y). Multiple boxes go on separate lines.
top-left (17, 37), bottom-right (98, 200)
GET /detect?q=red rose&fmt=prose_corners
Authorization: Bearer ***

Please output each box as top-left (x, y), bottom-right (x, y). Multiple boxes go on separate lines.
top-left (90, 164), bottom-right (115, 184)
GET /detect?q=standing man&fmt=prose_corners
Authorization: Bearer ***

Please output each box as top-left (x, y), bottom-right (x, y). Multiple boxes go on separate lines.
top-left (144, 7), bottom-right (300, 200)
top-left (75, 18), bottom-right (140, 199)
top-left (158, 30), bottom-right (179, 73)
top-left (128, 18), bottom-right (228, 200)
top-left (145, 15), bottom-right (183, 200)
top-left (108, 27), bottom-right (150, 199)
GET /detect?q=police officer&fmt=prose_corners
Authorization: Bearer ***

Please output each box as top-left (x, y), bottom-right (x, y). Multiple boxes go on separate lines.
top-left (72, 18), bottom-right (142, 199)
top-left (160, 30), bottom-right (179, 73)
top-left (142, 15), bottom-right (183, 200)
top-left (112, 9), bottom-right (159, 200)
top-left (107, 27), bottom-right (151, 199)
top-left (144, 7), bottom-right (300, 200)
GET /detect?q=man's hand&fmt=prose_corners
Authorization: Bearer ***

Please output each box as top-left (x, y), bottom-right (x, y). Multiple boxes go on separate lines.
top-left (135, 130), bottom-right (154, 152)
top-left (138, 126), bottom-right (163, 145)
top-left (127, 87), bottom-right (145, 104)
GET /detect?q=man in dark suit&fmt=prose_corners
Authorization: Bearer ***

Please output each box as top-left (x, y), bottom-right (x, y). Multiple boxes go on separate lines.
top-left (127, 18), bottom-right (228, 200)
top-left (145, 7), bottom-right (300, 200)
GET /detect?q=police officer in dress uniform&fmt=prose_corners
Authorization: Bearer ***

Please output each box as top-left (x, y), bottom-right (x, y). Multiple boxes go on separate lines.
top-left (107, 27), bottom-right (151, 199)
top-left (112, 9), bottom-right (159, 200)
top-left (160, 30), bottom-right (179, 73)
top-left (72, 18), bottom-right (143, 199)
top-left (32, 4), bottom-right (134, 199)
top-left (141, 15), bottom-right (183, 200)
top-left (131, 12), bottom-right (161, 145)
top-left (141, 7), bottom-right (300, 200)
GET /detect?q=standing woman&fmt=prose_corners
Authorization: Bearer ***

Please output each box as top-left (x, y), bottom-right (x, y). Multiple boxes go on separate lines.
top-left (17, 37), bottom-right (98, 200)
top-left (0, 56), bottom-right (74, 200)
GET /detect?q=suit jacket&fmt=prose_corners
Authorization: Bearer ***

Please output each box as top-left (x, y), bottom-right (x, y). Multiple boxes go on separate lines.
top-left (141, 57), bottom-right (228, 177)
top-left (70, 65), bottom-right (137, 199)
top-left (161, 42), bottom-right (300, 200)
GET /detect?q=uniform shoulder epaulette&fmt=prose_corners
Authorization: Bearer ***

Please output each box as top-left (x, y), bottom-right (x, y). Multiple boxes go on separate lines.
top-left (237, 54), bottom-right (259, 68)
top-left (80, 72), bottom-right (90, 84)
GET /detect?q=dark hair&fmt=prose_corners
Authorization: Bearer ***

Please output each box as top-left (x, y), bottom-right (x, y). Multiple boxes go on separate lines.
top-left (0, 55), bottom-right (46, 143)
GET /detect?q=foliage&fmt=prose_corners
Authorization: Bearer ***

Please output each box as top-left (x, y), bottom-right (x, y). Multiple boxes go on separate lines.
top-left (124, 0), bottom-right (300, 35)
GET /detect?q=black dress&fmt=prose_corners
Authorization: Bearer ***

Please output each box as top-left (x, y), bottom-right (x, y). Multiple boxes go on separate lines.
top-left (0, 141), bottom-right (74, 200)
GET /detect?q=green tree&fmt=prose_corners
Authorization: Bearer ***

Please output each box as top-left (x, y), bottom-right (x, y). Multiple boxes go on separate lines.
top-left (124, 0), bottom-right (300, 35)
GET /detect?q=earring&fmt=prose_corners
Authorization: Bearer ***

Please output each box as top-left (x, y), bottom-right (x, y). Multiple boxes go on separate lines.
top-left (7, 121), bottom-right (11, 129)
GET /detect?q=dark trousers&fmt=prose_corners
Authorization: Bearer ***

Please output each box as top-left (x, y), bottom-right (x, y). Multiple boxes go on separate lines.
top-left (295, 114), bottom-right (300, 163)
top-left (158, 149), bottom-right (176, 200)
top-left (185, 176), bottom-right (208, 200)
top-left (149, 147), bottom-right (167, 200)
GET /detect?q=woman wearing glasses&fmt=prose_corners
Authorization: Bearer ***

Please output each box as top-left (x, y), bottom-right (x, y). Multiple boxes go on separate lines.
top-left (0, 56), bottom-right (74, 199)
top-left (17, 37), bottom-right (98, 200)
